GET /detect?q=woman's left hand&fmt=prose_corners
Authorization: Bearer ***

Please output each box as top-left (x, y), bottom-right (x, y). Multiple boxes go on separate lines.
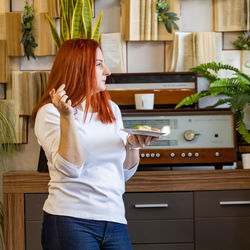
top-left (127, 134), bottom-right (159, 149)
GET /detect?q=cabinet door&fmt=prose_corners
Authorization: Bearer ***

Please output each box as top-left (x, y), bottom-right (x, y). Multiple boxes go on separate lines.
top-left (25, 193), bottom-right (48, 250)
top-left (124, 192), bottom-right (194, 244)
top-left (195, 190), bottom-right (250, 217)
top-left (196, 217), bottom-right (250, 250)
top-left (195, 190), bottom-right (250, 250)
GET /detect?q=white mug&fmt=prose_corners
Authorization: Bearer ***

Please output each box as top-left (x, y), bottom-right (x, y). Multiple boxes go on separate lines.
top-left (135, 93), bottom-right (154, 110)
top-left (242, 153), bottom-right (250, 169)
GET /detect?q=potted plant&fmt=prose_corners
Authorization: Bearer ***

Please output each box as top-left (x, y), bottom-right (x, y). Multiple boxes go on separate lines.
top-left (175, 61), bottom-right (250, 143)
top-left (45, 0), bottom-right (103, 48)
top-left (0, 109), bottom-right (16, 250)
top-left (21, 1), bottom-right (38, 60)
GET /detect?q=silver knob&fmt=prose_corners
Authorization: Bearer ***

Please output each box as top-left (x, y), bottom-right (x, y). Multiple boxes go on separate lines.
top-left (170, 153), bottom-right (175, 157)
top-left (188, 152), bottom-right (192, 157)
top-left (215, 152), bottom-right (220, 157)
top-left (140, 153), bottom-right (145, 158)
top-left (151, 153), bottom-right (155, 158)
top-left (146, 153), bottom-right (150, 158)
top-left (156, 153), bottom-right (160, 158)
top-left (181, 153), bottom-right (186, 157)
top-left (184, 130), bottom-right (195, 141)
top-left (194, 152), bottom-right (199, 157)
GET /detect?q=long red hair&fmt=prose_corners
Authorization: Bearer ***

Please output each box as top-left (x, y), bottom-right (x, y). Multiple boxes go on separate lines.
top-left (32, 39), bottom-right (115, 123)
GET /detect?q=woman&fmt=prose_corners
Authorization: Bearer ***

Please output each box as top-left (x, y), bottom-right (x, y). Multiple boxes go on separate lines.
top-left (32, 39), bottom-right (157, 250)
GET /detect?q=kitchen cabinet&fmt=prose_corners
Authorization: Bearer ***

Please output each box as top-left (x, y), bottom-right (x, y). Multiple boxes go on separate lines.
top-left (195, 190), bottom-right (250, 250)
top-left (124, 192), bottom-right (194, 249)
top-left (4, 170), bottom-right (250, 250)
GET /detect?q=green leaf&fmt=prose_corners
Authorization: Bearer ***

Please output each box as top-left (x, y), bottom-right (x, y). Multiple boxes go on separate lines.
top-left (175, 91), bottom-right (212, 109)
top-left (236, 71), bottom-right (250, 85)
top-left (206, 97), bottom-right (231, 108)
top-left (60, 0), bottom-right (70, 42)
top-left (172, 21), bottom-right (179, 30)
top-left (166, 12), bottom-right (177, 17)
top-left (170, 16), bottom-right (180, 21)
top-left (164, 20), bottom-right (172, 33)
top-left (67, 0), bottom-right (74, 34)
top-left (45, 13), bottom-right (61, 48)
top-left (92, 10), bottom-right (103, 41)
top-left (71, 0), bottom-right (84, 39)
top-left (230, 94), bottom-right (250, 112)
top-left (82, 0), bottom-right (92, 38)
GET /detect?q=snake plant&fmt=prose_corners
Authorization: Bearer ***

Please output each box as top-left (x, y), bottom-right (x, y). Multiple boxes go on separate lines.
top-left (45, 0), bottom-right (102, 48)
top-left (175, 62), bottom-right (250, 143)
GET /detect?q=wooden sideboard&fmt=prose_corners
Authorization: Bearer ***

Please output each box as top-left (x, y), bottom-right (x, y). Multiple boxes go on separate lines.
top-left (4, 169), bottom-right (250, 250)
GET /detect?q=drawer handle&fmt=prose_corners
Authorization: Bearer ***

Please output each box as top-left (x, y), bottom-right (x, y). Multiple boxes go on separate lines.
top-left (134, 203), bottom-right (169, 208)
top-left (219, 201), bottom-right (250, 206)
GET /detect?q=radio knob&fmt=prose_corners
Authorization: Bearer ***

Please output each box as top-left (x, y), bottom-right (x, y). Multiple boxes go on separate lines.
top-left (146, 153), bottom-right (150, 158)
top-left (181, 153), bottom-right (186, 157)
top-left (140, 153), bottom-right (145, 158)
top-left (194, 152), bottom-right (200, 157)
top-left (156, 153), bottom-right (160, 158)
top-left (215, 152), bottom-right (220, 157)
top-left (183, 130), bottom-right (196, 141)
top-left (188, 152), bottom-right (192, 157)
top-left (151, 153), bottom-right (155, 158)
top-left (170, 153), bottom-right (175, 158)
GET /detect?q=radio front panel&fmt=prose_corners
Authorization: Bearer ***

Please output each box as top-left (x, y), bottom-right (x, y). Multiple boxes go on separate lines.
top-left (122, 109), bottom-right (236, 166)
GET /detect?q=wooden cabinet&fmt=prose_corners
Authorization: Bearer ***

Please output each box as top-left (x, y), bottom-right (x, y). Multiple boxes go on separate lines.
top-left (124, 192), bottom-right (194, 249)
top-left (23, 190), bottom-right (250, 250)
top-left (4, 170), bottom-right (250, 250)
top-left (195, 190), bottom-right (250, 250)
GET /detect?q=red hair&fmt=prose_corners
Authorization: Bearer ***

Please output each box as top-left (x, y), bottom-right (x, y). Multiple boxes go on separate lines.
top-left (32, 39), bottom-right (115, 123)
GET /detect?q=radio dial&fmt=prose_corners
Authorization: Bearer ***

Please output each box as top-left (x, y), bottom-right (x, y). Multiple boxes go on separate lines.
top-left (146, 153), bottom-right (150, 158)
top-left (156, 153), bottom-right (160, 158)
top-left (184, 130), bottom-right (195, 141)
top-left (151, 153), bottom-right (155, 158)
top-left (140, 153), bottom-right (145, 158)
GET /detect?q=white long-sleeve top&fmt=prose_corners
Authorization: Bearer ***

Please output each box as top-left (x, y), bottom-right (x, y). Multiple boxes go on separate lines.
top-left (34, 101), bottom-right (138, 224)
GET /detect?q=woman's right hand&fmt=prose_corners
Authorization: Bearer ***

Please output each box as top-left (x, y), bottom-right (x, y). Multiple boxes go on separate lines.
top-left (49, 84), bottom-right (74, 116)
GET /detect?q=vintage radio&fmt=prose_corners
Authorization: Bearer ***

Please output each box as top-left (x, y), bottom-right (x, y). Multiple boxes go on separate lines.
top-left (122, 109), bottom-right (236, 169)
top-left (106, 72), bottom-right (197, 108)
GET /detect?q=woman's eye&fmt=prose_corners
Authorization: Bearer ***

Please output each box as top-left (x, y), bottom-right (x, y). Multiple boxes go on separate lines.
top-left (96, 63), bottom-right (102, 67)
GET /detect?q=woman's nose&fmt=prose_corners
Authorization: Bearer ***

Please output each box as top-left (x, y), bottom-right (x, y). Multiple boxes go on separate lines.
top-left (103, 64), bottom-right (111, 76)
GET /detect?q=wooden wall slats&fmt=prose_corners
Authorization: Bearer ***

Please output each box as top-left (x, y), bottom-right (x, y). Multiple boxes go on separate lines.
top-left (0, 13), bottom-right (6, 40)
top-left (34, 0), bottom-right (48, 13)
top-left (47, 0), bottom-right (60, 18)
top-left (0, 40), bottom-right (9, 82)
top-left (32, 13), bottom-right (57, 56)
top-left (0, 0), bottom-right (10, 13)
top-left (5, 12), bottom-right (24, 56)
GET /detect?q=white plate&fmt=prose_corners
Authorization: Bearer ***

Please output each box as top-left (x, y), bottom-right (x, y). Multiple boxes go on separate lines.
top-left (121, 128), bottom-right (166, 137)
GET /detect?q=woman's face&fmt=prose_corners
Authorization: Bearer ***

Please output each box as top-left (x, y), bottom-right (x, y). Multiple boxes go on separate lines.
top-left (96, 47), bottom-right (111, 92)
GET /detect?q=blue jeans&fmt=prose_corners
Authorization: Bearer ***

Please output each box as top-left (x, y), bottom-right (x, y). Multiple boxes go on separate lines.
top-left (41, 212), bottom-right (133, 250)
